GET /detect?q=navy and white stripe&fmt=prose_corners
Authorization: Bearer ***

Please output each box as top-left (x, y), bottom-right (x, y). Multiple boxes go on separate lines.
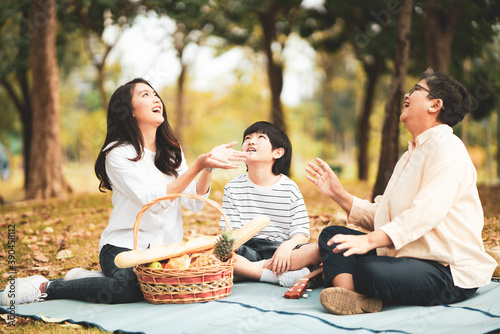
top-left (219, 173), bottom-right (310, 242)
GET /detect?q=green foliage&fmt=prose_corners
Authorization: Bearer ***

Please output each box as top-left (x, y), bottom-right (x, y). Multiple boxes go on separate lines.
top-left (0, 87), bottom-right (22, 146)
top-left (409, 0), bottom-right (499, 77)
top-left (0, 1), bottom-right (30, 80)
top-left (461, 34), bottom-right (500, 120)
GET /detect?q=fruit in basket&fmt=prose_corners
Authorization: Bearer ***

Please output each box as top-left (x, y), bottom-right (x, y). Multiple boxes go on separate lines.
top-left (148, 261), bottom-right (162, 269)
top-left (114, 216), bottom-right (270, 269)
top-left (190, 251), bottom-right (219, 267)
top-left (165, 254), bottom-right (190, 269)
top-left (190, 229), bottom-right (235, 267)
top-left (214, 229), bottom-right (235, 262)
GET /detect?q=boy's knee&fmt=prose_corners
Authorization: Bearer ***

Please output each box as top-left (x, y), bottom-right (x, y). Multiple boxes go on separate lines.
top-left (299, 243), bottom-right (321, 264)
top-left (309, 243), bottom-right (322, 262)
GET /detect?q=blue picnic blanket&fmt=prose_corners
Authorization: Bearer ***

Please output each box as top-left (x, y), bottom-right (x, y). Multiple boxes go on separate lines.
top-left (1, 280), bottom-right (499, 333)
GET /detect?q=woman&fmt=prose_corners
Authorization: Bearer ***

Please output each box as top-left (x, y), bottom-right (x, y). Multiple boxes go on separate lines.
top-left (2, 78), bottom-right (247, 305)
top-left (306, 69), bottom-right (497, 315)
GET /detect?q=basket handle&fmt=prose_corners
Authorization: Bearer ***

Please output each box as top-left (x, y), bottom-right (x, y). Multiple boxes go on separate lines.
top-left (133, 193), bottom-right (232, 251)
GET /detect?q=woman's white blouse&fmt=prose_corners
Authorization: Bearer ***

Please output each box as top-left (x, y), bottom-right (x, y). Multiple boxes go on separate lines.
top-left (99, 143), bottom-right (207, 251)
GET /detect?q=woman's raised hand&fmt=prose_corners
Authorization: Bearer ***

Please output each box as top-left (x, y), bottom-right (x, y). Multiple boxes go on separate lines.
top-left (201, 141), bottom-right (248, 170)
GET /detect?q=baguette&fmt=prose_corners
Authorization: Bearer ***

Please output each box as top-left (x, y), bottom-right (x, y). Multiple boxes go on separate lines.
top-left (114, 215), bottom-right (270, 268)
top-left (232, 215), bottom-right (269, 249)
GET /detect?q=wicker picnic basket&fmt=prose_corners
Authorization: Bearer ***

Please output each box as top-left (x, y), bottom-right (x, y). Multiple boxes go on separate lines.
top-left (132, 193), bottom-right (235, 304)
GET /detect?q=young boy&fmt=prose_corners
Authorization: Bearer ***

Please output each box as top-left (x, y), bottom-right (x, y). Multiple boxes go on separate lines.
top-left (220, 121), bottom-right (321, 287)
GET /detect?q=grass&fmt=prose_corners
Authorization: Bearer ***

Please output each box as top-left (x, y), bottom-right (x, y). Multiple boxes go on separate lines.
top-left (0, 178), bottom-right (499, 333)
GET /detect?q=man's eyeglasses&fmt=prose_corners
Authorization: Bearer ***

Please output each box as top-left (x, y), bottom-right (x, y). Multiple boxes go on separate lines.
top-left (409, 84), bottom-right (445, 110)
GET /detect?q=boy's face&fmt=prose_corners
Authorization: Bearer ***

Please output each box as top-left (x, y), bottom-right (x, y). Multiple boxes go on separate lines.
top-left (242, 132), bottom-right (284, 164)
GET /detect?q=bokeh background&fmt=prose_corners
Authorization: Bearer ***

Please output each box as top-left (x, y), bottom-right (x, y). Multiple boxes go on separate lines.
top-left (1, 0), bottom-right (500, 202)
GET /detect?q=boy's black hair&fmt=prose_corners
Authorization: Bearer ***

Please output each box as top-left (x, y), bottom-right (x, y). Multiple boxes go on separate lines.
top-left (243, 121), bottom-right (292, 176)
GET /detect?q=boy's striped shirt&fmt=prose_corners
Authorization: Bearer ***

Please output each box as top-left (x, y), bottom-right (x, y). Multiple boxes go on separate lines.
top-left (220, 173), bottom-right (310, 242)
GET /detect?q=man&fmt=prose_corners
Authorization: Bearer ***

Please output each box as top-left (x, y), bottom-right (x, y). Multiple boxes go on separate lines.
top-left (306, 69), bottom-right (497, 315)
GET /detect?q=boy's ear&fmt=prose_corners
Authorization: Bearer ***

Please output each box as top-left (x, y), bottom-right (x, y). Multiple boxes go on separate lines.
top-left (273, 148), bottom-right (285, 159)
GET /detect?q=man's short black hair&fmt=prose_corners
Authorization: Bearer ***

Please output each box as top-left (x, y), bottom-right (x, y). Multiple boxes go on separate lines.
top-left (422, 68), bottom-right (472, 127)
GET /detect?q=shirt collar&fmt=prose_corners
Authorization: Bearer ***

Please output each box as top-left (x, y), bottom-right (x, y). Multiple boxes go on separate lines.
top-left (408, 124), bottom-right (452, 150)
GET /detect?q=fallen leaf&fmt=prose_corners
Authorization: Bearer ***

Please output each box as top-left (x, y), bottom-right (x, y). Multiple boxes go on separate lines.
top-left (43, 218), bottom-right (62, 225)
top-left (22, 235), bottom-right (38, 244)
top-left (60, 323), bottom-right (83, 329)
top-left (56, 249), bottom-right (74, 259)
top-left (0, 314), bottom-right (17, 325)
top-left (40, 314), bottom-right (70, 323)
top-left (21, 211), bottom-right (34, 218)
top-left (34, 254), bottom-right (50, 262)
top-left (56, 235), bottom-right (66, 252)
top-left (32, 266), bottom-right (62, 272)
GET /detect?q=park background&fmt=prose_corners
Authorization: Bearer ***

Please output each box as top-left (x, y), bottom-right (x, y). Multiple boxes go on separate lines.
top-left (2, 0), bottom-right (500, 203)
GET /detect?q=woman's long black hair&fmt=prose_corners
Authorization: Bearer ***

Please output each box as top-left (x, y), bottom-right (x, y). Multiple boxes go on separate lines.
top-left (94, 78), bottom-right (182, 192)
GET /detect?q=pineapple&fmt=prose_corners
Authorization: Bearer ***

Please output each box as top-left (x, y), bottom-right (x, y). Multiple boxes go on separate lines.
top-left (190, 229), bottom-right (235, 267)
top-left (190, 251), bottom-right (220, 267)
top-left (214, 229), bottom-right (235, 262)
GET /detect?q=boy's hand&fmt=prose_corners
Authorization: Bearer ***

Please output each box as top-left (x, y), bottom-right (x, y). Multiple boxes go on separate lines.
top-left (268, 242), bottom-right (294, 275)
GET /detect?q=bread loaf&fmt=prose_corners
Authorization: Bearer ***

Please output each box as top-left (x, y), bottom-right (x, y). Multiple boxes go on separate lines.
top-left (114, 215), bottom-right (270, 268)
top-left (165, 254), bottom-right (190, 269)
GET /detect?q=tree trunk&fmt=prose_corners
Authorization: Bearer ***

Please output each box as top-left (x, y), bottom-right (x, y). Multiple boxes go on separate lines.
top-left (26, 0), bottom-right (69, 199)
top-left (357, 60), bottom-right (382, 181)
top-left (422, 0), bottom-right (465, 72)
top-left (85, 32), bottom-right (113, 111)
top-left (497, 103), bottom-right (500, 180)
top-left (90, 39), bottom-right (113, 112)
top-left (1, 6), bottom-right (34, 190)
top-left (1, 74), bottom-right (33, 189)
top-left (175, 62), bottom-right (187, 143)
top-left (258, 11), bottom-right (286, 133)
top-left (372, 0), bottom-right (413, 199)
top-left (319, 52), bottom-right (336, 162)
top-left (174, 36), bottom-right (187, 144)
top-left (96, 61), bottom-right (108, 112)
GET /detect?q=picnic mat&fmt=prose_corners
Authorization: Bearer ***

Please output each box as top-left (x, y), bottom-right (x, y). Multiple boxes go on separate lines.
top-left (1, 280), bottom-right (499, 333)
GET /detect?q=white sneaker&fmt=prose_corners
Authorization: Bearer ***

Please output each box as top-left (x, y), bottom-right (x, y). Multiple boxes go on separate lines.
top-left (278, 267), bottom-right (310, 287)
top-left (64, 268), bottom-right (106, 281)
top-left (1, 275), bottom-right (48, 306)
